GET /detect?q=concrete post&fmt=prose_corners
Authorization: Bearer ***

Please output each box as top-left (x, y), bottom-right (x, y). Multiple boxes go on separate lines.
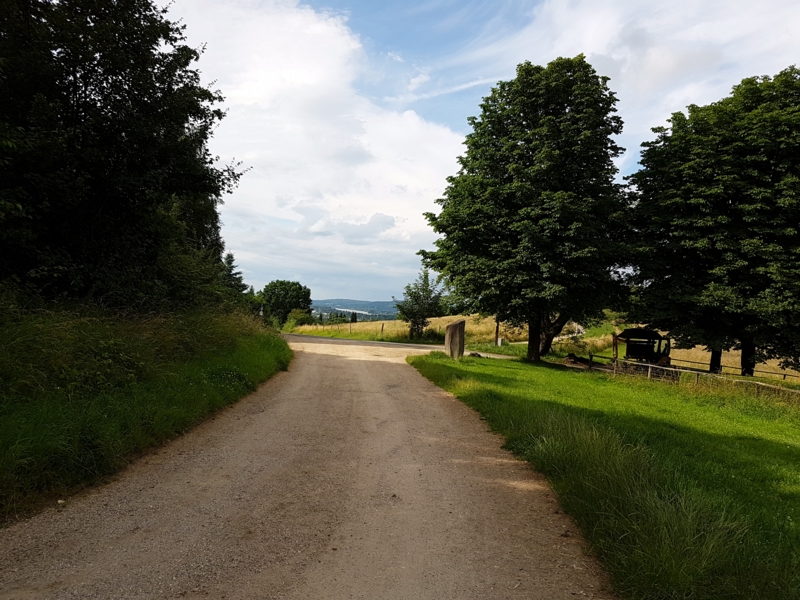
top-left (445, 319), bottom-right (466, 360)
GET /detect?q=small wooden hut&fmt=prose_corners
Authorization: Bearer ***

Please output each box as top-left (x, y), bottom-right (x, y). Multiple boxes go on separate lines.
top-left (613, 328), bottom-right (671, 365)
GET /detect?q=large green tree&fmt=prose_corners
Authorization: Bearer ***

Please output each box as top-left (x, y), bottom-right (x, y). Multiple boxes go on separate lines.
top-left (421, 56), bottom-right (626, 360)
top-left (0, 0), bottom-right (240, 307)
top-left (258, 280), bottom-right (311, 326)
top-left (628, 66), bottom-right (800, 376)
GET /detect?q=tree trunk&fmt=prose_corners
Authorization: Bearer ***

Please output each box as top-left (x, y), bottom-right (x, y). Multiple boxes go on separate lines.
top-left (540, 313), bottom-right (571, 357)
top-left (740, 339), bottom-right (756, 377)
top-left (709, 349), bottom-right (722, 374)
top-left (527, 311), bottom-right (542, 361)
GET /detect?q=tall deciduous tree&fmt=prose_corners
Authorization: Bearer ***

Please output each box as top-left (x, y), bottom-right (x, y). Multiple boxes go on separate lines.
top-left (394, 269), bottom-right (443, 339)
top-left (421, 56), bottom-right (626, 360)
top-left (258, 280), bottom-right (311, 326)
top-left (629, 66), bottom-right (800, 376)
top-left (0, 0), bottom-right (240, 307)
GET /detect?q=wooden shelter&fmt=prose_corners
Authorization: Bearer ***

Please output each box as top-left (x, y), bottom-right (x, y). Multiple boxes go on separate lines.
top-left (613, 328), bottom-right (671, 365)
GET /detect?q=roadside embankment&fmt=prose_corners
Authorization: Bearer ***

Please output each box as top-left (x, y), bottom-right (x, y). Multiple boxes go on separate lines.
top-left (0, 306), bottom-right (292, 519)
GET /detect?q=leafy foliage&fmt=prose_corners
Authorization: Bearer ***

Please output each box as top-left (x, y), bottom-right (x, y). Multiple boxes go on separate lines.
top-left (393, 269), bottom-right (443, 339)
top-left (0, 0), bottom-right (240, 308)
top-left (629, 66), bottom-right (800, 374)
top-left (258, 280), bottom-right (311, 326)
top-left (286, 308), bottom-right (314, 327)
top-left (422, 55), bottom-right (627, 360)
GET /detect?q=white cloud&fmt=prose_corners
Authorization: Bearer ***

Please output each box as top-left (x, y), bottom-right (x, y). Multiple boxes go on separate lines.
top-left (417, 0), bottom-right (800, 172)
top-left (165, 0), bottom-right (463, 299)
top-left (407, 71), bottom-right (431, 92)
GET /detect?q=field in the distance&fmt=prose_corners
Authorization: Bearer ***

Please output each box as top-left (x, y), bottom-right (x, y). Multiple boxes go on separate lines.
top-left (292, 314), bottom-right (529, 344)
top-left (409, 352), bottom-right (800, 600)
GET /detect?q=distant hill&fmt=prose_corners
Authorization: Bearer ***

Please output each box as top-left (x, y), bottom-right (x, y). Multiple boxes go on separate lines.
top-left (312, 299), bottom-right (397, 318)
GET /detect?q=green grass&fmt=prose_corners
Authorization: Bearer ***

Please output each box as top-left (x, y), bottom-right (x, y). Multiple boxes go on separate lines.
top-left (0, 307), bottom-right (292, 518)
top-left (467, 341), bottom-right (528, 357)
top-left (582, 321), bottom-right (617, 338)
top-left (408, 352), bottom-right (800, 600)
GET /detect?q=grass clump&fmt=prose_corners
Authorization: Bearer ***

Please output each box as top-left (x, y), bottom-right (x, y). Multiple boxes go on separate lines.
top-left (0, 305), bottom-right (292, 518)
top-left (409, 352), bottom-right (800, 600)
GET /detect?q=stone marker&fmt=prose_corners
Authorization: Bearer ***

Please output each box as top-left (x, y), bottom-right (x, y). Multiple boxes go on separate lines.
top-left (444, 319), bottom-right (466, 360)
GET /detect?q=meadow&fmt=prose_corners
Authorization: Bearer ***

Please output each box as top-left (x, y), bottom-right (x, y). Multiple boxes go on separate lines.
top-left (0, 307), bottom-right (292, 519)
top-left (409, 352), bottom-right (800, 600)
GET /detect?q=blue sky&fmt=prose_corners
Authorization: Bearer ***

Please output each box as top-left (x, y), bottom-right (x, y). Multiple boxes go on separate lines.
top-left (164, 0), bottom-right (800, 300)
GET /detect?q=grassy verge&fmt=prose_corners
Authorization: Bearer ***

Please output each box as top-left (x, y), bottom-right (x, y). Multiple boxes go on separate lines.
top-left (408, 352), bottom-right (800, 600)
top-left (0, 307), bottom-right (292, 519)
top-left (466, 342), bottom-right (528, 357)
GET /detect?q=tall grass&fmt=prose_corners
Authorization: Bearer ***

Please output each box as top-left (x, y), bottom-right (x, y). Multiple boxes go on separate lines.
top-left (0, 306), bottom-right (292, 518)
top-left (409, 353), bottom-right (800, 600)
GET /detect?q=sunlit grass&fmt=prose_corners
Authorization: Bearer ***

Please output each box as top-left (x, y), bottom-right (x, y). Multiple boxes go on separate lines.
top-left (409, 352), bottom-right (800, 600)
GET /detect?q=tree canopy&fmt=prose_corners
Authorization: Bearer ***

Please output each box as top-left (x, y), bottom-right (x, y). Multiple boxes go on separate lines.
top-left (394, 269), bottom-right (443, 339)
top-left (258, 280), bottom-right (311, 326)
top-left (0, 0), bottom-right (240, 308)
top-left (628, 66), bottom-right (800, 375)
top-left (421, 55), bottom-right (626, 360)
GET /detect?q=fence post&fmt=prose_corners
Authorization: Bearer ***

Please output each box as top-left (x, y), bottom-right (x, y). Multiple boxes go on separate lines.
top-left (695, 372), bottom-right (700, 385)
top-left (648, 365), bottom-right (652, 380)
top-left (381, 323), bottom-right (384, 336)
top-left (613, 360), bottom-right (617, 376)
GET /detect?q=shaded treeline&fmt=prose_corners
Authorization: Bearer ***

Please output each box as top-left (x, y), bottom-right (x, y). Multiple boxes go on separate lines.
top-left (0, 0), bottom-right (242, 308)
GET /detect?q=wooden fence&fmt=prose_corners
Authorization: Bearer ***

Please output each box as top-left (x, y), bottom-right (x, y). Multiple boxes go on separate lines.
top-left (586, 356), bottom-right (800, 401)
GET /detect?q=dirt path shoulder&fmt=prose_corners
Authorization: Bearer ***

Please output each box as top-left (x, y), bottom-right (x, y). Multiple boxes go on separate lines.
top-left (0, 335), bottom-right (613, 599)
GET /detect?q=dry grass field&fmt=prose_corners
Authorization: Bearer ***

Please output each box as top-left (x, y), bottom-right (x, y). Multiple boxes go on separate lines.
top-left (669, 346), bottom-right (800, 381)
top-left (294, 315), bottom-right (530, 343)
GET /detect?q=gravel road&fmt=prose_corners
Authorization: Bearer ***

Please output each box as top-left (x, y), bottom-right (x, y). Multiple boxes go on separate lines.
top-left (0, 335), bottom-right (614, 599)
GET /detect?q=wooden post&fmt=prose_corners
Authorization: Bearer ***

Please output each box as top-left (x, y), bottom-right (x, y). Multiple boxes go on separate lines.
top-left (613, 360), bottom-right (617, 376)
top-left (349, 322), bottom-right (352, 333)
top-left (381, 323), bottom-right (384, 336)
top-left (695, 372), bottom-right (700, 385)
top-left (495, 318), bottom-right (500, 347)
top-left (648, 365), bottom-right (652, 379)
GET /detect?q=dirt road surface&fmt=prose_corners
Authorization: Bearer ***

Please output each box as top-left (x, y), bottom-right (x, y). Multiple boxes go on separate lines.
top-left (0, 335), bottom-right (614, 599)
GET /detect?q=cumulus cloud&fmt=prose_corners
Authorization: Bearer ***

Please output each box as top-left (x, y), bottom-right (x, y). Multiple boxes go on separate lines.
top-left (165, 0), bottom-right (463, 298)
top-left (401, 0), bottom-right (800, 172)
